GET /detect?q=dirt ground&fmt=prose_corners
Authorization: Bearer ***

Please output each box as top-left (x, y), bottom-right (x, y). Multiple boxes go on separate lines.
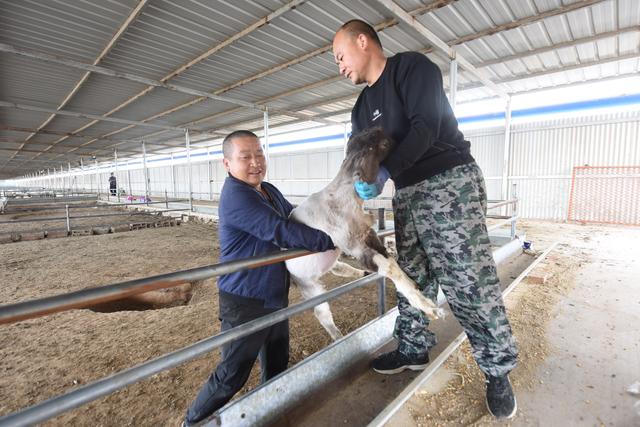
top-left (0, 219), bottom-right (395, 426)
top-left (392, 219), bottom-right (635, 426)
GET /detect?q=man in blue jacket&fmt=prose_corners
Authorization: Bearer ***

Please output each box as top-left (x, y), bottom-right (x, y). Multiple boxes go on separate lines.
top-left (183, 130), bottom-right (334, 426)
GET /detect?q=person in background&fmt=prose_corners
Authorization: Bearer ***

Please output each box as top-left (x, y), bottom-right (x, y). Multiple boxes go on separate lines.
top-left (108, 172), bottom-right (117, 196)
top-left (183, 130), bottom-right (334, 426)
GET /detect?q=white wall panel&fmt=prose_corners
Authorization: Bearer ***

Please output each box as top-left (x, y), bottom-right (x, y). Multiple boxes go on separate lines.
top-left (38, 111), bottom-right (640, 221)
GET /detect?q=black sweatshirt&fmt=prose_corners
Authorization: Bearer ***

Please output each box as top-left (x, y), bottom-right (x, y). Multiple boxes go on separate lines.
top-left (351, 52), bottom-right (474, 189)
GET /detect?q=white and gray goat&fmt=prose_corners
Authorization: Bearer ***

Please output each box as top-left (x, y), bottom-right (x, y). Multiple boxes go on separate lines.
top-left (286, 127), bottom-right (444, 340)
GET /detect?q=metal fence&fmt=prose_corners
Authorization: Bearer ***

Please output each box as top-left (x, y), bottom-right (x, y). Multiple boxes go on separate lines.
top-left (0, 198), bottom-right (519, 426)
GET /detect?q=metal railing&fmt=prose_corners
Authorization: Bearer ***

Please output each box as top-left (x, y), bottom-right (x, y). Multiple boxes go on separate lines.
top-left (0, 197), bottom-right (519, 425)
top-left (0, 243), bottom-right (388, 426)
top-left (486, 184), bottom-right (519, 240)
top-left (0, 273), bottom-right (386, 427)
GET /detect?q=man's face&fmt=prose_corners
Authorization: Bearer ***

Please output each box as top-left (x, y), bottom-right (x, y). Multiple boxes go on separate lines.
top-left (333, 31), bottom-right (368, 85)
top-left (223, 136), bottom-right (267, 189)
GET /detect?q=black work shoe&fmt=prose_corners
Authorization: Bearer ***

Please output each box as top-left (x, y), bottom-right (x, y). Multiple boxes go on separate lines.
top-left (485, 374), bottom-right (517, 419)
top-left (371, 350), bottom-right (429, 374)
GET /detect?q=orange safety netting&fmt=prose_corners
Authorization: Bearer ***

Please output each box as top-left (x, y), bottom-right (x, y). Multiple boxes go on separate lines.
top-left (567, 165), bottom-right (640, 225)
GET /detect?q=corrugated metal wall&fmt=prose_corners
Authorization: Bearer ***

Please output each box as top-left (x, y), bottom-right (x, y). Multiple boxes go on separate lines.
top-left (508, 110), bottom-right (640, 220)
top-left (27, 110), bottom-right (640, 221)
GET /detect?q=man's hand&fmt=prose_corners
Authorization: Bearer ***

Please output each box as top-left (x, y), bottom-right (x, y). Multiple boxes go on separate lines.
top-left (354, 167), bottom-right (390, 200)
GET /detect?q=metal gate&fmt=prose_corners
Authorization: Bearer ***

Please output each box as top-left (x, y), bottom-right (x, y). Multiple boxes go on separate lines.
top-left (567, 166), bottom-right (640, 225)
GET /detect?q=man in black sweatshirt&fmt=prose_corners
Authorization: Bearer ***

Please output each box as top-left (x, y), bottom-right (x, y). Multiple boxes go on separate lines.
top-left (333, 20), bottom-right (518, 420)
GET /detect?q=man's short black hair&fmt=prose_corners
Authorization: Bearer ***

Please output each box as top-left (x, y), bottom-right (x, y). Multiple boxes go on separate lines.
top-left (222, 130), bottom-right (258, 159)
top-left (338, 19), bottom-right (382, 49)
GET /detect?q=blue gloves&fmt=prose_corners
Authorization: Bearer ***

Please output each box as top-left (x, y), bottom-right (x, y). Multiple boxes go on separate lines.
top-left (354, 166), bottom-right (390, 200)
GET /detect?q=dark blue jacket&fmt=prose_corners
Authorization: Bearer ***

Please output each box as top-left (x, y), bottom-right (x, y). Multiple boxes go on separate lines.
top-left (217, 175), bottom-right (334, 309)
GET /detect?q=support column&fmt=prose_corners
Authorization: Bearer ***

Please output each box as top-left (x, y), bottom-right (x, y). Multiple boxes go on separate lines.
top-left (79, 158), bottom-right (84, 191)
top-left (171, 153), bottom-right (176, 198)
top-left (501, 96), bottom-right (513, 203)
top-left (68, 162), bottom-right (72, 195)
top-left (142, 140), bottom-right (149, 203)
top-left (343, 122), bottom-right (349, 158)
top-left (114, 148), bottom-right (120, 201)
top-left (127, 160), bottom-right (132, 198)
top-left (263, 109), bottom-right (270, 180)
top-left (185, 129), bottom-right (193, 211)
top-left (207, 147), bottom-right (213, 201)
top-left (95, 159), bottom-right (99, 197)
top-left (449, 57), bottom-right (458, 113)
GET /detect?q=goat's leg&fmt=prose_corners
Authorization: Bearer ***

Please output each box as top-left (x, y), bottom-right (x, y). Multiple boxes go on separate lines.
top-left (292, 274), bottom-right (343, 340)
top-left (371, 253), bottom-right (445, 320)
top-left (330, 260), bottom-right (367, 278)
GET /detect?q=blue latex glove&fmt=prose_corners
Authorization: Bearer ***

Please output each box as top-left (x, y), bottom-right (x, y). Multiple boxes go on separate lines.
top-left (354, 166), bottom-right (390, 200)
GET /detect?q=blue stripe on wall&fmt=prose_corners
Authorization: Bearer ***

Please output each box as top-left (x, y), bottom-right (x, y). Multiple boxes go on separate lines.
top-left (107, 94), bottom-right (640, 169)
top-left (458, 93), bottom-right (640, 124)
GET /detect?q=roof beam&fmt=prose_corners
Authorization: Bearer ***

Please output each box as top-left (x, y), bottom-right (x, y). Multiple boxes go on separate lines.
top-left (0, 138), bottom-right (114, 152)
top-left (88, 28), bottom-right (635, 155)
top-left (375, 0), bottom-right (509, 100)
top-left (451, 0), bottom-right (605, 47)
top-left (123, 0), bottom-right (603, 145)
top-left (0, 126), bottom-right (172, 153)
top-left (15, 0), bottom-right (306, 162)
top-left (47, 1), bottom-right (456, 154)
top-left (43, 0), bottom-right (601, 158)
top-left (0, 43), bottom-right (262, 111)
top-left (0, 101), bottom-right (224, 136)
top-left (7, 0), bottom-right (148, 159)
top-left (458, 51), bottom-right (640, 92)
top-left (475, 26), bottom-right (640, 68)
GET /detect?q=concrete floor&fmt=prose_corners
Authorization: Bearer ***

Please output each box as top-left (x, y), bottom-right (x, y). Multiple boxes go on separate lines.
top-left (512, 227), bottom-right (640, 426)
top-left (386, 224), bottom-right (640, 426)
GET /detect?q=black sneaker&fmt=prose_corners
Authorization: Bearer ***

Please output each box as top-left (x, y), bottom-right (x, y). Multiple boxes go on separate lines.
top-left (371, 350), bottom-right (429, 374)
top-left (485, 374), bottom-right (517, 419)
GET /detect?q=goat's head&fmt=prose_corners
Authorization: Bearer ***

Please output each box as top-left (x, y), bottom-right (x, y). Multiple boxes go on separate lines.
top-left (344, 127), bottom-right (395, 183)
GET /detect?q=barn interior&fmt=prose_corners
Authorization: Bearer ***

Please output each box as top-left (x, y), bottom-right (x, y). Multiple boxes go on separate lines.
top-left (1, 1), bottom-right (640, 426)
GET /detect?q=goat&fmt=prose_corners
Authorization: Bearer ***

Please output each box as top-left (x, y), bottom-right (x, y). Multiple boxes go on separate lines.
top-left (286, 127), bottom-right (444, 340)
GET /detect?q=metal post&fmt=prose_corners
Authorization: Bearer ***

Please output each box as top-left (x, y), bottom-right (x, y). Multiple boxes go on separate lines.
top-left (185, 129), bottom-right (193, 212)
top-left (170, 153), bottom-right (177, 198)
top-left (79, 158), bottom-right (84, 192)
top-left (95, 159), bottom-right (99, 199)
top-left (343, 122), bottom-right (349, 158)
top-left (501, 96), bottom-right (513, 207)
top-left (65, 204), bottom-right (70, 234)
top-left (511, 183), bottom-right (517, 239)
top-left (68, 162), bottom-right (72, 195)
top-left (165, 189), bottom-right (169, 209)
top-left (263, 109), bottom-right (270, 180)
top-left (377, 276), bottom-right (386, 316)
top-left (142, 141), bottom-right (149, 205)
top-left (207, 150), bottom-right (213, 201)
top-left (114, 148), bottom-right (120, 202)
top-left (127, 161), bottom-right (132, 199)
top-left (377, 207), bottom-right (385, 230)
top-left (449, 56), bottom-right (458, 113)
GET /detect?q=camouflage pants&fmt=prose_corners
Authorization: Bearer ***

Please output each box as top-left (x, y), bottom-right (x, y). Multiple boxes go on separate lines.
top-left (392, 162), bottom-right (518, 377)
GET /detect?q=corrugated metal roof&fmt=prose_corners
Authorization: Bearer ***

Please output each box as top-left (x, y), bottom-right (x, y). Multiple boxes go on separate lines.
top-left (1, 0), bottom-right (639, 178)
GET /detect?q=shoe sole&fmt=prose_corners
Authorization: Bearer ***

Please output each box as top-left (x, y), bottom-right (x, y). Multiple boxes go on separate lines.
top-left (485, 395), bottom-right (518, 419)
top-left (372, 363), bottom-right (428, 375)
